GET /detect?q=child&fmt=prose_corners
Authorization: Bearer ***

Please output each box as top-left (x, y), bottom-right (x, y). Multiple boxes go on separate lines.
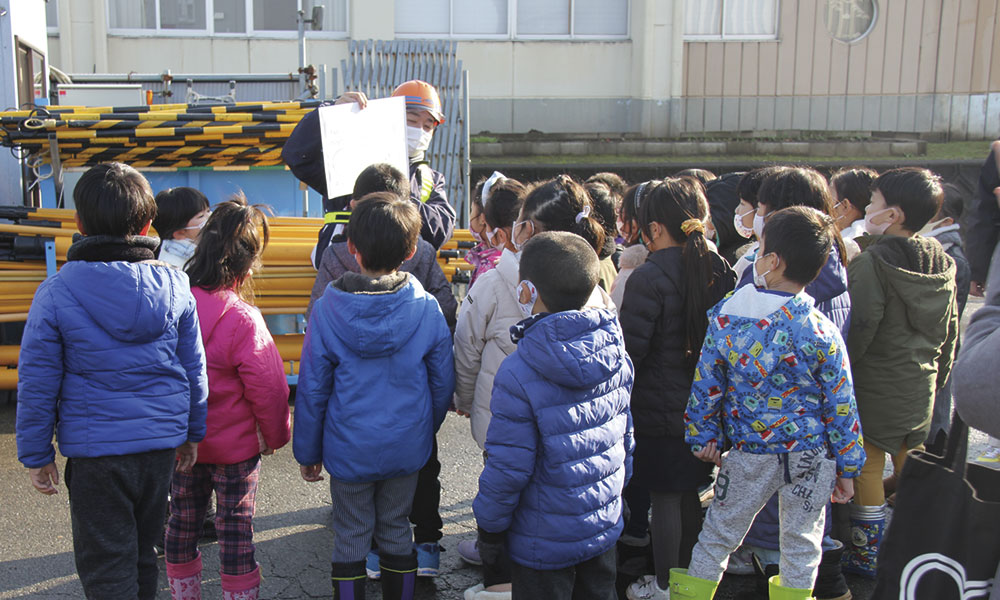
top-left (153, 186), bottom-right (212, 268)
top-left (15, 162), bottom-right (208, 600)
top-left (586, 180), bottom-right (623, 291)
top-left (736, 168), bottom-right (851, 338)
top-left (610, 182), bottom-right (652, 311)
top-left (294, 192), bottom-right (455, 600)
top-left (829, 167), bottom-right (878, 261)
top-left (844, 167), bottom-right (959, 576)
top-left (465, 171), bottom-right (507, 287)
top-left (473, 231), bottom-right (635, 600)
top-left (677, 206), bottom-right (864, 600)
top-left (618, 178), bottom-right (737, 600)
top-left (920, 183), bottom-right (971, 457)
top-left (164, 196), bottom-right (291, 600)
top-left (730, 166), bottom-right (788, 279)
top-left (308, 163), bottom-right (457, 331)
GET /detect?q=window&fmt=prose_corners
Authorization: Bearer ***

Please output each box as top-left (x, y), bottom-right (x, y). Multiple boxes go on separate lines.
top-left (45, 0), bottom-right (59, 33)
top-left (395, 0), bottom-right (628, 40)
top-left (107, 0), bottom-right (347, 37)
top-left (684, 0), bottom-right (778, 41)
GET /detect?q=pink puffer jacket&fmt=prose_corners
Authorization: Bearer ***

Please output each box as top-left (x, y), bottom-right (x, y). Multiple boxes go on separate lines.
top-left (192, 287), bottom-right (291, 465)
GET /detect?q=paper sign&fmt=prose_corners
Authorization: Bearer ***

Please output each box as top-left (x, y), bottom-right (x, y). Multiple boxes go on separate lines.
top-left (318, 96), bottom-right (409, 199)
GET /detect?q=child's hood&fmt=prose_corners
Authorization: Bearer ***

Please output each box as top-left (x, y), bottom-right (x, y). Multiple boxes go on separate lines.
top-left (318, 272), bottom-right (428, 358)
top-left (57, 261), bottom-right (190, 343)
top-left (517, 309), bottom-right (629, 389)
top-left (859, 234), bottom-right (957, 334)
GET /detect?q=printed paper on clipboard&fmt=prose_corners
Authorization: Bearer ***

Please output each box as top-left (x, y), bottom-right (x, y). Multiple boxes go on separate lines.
top-left (318, 96), bottom-right (409, 200)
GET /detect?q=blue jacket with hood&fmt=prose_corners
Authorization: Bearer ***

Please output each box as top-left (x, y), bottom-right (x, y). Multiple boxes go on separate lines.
top-left (473, 309), bottom-right (635, 570)
top-left (16, 240), bottom-right (208, 469)
top-left (293, 272), bottom-right (454, 482)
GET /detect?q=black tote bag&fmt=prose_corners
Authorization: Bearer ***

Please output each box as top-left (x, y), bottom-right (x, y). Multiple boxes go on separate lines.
top-left (872, 416), bottom-right (1000, 600)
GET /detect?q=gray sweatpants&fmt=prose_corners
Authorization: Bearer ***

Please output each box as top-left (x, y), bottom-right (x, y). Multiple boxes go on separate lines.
top-left (329, 472), bottom-right (419, 563)
top-left (688, 448), bottom-right (837, 590)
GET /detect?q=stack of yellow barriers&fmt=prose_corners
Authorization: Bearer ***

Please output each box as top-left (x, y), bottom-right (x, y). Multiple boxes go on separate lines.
top-left (0, 206), bottom-right (474, 389)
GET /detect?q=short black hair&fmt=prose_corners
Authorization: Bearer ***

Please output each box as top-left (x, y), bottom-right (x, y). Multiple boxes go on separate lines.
top-left (348, 192), bottom-right (421, 273)
top-left (737, 166), bottom-right (786, 208)
top-left (519, 231), bottom-right (599, 313)
top-left (872, 167), bottom-right (944, 232)
top-left (761, 206), bottom-right (836, 286)
top-left (830, 167), bottom-right (878, 213)
top-left (586, 172), bottom-right (627, 199)
top-left (74, 162), bottom-right (156, 236)
top-left (758, 167), bottom-right (833, 214)
top-left (675, 168), bottom-right (717, 185)
top-left (938, 183), bottom-right (964, 221)
top-left (153, 186), bottom-right (210, 242)
top-left (352, 163), bottom-right (410, 201)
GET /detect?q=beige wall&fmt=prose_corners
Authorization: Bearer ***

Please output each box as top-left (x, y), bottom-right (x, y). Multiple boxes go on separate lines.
top-left (684, 0), bottom-right (1000, 99)
top-left (682, 0), bottom-right (1000, 138)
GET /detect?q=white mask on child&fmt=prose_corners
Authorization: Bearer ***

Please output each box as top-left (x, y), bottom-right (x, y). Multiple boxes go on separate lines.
top-left (918, 218), bottom-right (948, 236)
top-left (864, 207), bottom-right (895, 236)
top-left (733, 208), bottom-right (755, 239)
top-left (516, 280), bottom-right (538, 319)
top-left (753, 254), bottom-right (773, 290)
top-left (752, 213), bottom-right (766, 239)
top-left (406, 126), bottom-right (433, 159)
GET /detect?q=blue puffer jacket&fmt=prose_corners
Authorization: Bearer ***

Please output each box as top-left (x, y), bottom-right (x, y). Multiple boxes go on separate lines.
top-left (16, 259), bottom-right (208, 468)
top-left (473, 309), bottom-right (635, 570)
top-left (293, 273), bottom-right (454, 482)
top-left (738, 245), bottom-right (851, 337)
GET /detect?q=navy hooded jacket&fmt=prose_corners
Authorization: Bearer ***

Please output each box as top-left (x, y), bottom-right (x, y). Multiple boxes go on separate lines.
top-left (473, 309), bottom-right (635, 570)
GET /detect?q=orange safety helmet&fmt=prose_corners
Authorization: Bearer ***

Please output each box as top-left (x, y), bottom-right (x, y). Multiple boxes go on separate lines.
top-left (392, 80), bottom-right (445, 125)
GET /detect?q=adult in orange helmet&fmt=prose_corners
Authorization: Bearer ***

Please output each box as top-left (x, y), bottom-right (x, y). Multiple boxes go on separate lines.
top-left (282, 80), bottom-right (457, 264)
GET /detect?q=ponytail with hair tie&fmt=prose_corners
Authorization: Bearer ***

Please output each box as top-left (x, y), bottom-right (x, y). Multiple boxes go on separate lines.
top-left (680, 218), bottom-right (704, 236)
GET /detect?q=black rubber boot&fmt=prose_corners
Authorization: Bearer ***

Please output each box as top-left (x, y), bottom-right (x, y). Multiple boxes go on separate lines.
top-left (733, 553), bottom-right (775, 600)
top-left (813, 542), bottom-right (852, 600)
top-left (331, 560), bottom-right (366, 600)
top-left (380, 551), bottom-right (417, 600)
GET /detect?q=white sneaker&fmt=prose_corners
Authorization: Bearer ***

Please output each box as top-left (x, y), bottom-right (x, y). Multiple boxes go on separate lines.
top-left (725, 545), bottom-right (755, 575)
top-left (626, 575), bottom-right (668, 600)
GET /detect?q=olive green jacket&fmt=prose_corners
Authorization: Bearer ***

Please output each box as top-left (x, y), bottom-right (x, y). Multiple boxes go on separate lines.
top-left (847, 234), bottom-right (959, 454)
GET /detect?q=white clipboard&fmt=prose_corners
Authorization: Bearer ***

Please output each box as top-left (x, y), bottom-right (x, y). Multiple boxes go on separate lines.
top-left (318, 96), bottom-right (409, 199)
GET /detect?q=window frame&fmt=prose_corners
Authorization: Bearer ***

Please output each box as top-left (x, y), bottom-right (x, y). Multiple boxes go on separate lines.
top-left (105, 0), bottom-right (350, 40)
top-left (393, 0), bottom-right (631, 42)
top-left (682, 0), bottom-right (780, 42)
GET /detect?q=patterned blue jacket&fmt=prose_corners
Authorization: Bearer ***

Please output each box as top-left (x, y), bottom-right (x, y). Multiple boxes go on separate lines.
top-left (685, 285), bottom-right (865, 477)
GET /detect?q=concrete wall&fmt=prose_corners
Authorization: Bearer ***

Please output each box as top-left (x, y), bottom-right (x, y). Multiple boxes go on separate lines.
top-left (684, 0), bottom-right (1000, 139)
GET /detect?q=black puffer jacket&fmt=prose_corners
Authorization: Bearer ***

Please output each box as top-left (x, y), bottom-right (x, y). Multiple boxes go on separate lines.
top-left (619, 247), bottom-right (736, 438)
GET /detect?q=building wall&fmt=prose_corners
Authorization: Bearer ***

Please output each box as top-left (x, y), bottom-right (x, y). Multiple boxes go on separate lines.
top-left (46, 0), bottom-right (685, 136)
top-left (684, 0), bottom-right (1000, 139)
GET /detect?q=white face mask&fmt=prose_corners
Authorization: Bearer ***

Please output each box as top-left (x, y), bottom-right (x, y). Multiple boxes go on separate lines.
top-left (406, 126), bottom-right (433, 159)
top-left (753, 253), bottom-right (773, 290)
top-left (733, 207), bottom-right (755, 239)
top-left (918, 218), bottom-right (948, 236)
top-left (516, 280), bottom-right (538, 319)
top-left (864, 207), bottom-right (895, 236)
top-left (752, 213), bottom-right (766, 239)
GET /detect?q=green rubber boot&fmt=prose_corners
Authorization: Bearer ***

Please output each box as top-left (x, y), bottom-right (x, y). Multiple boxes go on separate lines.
top-left (767, 575), bottom-right (815, 600)
top-left (668, 568), bottom-right (719, 599)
